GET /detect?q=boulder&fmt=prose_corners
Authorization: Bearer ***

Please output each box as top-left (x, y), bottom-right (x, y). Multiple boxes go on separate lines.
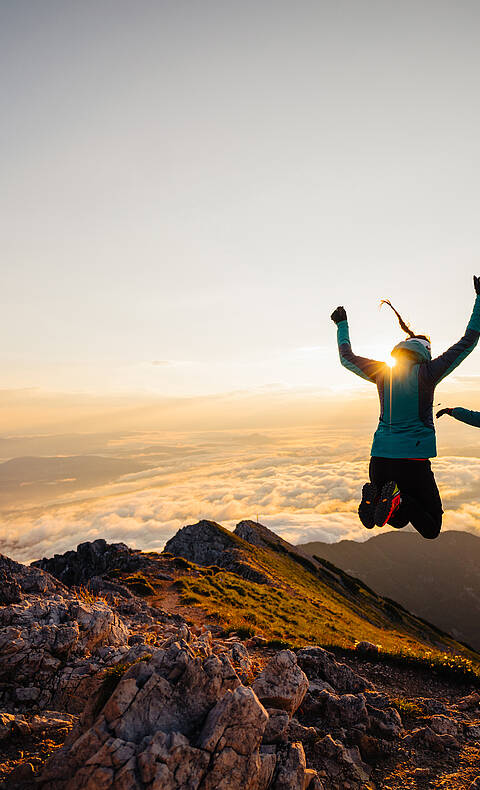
top-left (164, 520), bottom-right (271, 584)
top-left (402, 726), bottom-right (460, 752)
top-left (32, 539), bottom-right (139, 586)
top-left (297, 647), bottom-right (371, 694)
top-left (354, 641), bottom-right (380, 657)
top-left (307, 734), bottom-right (371, 789)
top-left (271, 742), bottom-right (308, 790)
top-left (197, 686), bottom-right (269, 789)
top-left (252, 650), bottom-right (308, 715)
top-left (306, 690), bottom-right (368, 730)
top-left (38, 643), bottom-right (266, 789)
top-left (263, 709), bottom-right (290, 744)
top-left (429, 715), bottom-right (459, 736)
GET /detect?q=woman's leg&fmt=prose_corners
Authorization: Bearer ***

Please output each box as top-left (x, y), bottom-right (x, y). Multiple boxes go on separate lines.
top-left (389, 460), bottom-right (443, 540)
top-left (369, 457), bottom-right (411, 528)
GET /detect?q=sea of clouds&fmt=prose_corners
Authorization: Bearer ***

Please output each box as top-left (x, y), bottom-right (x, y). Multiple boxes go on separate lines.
top-left (1, 420), bottom-right (480, 564)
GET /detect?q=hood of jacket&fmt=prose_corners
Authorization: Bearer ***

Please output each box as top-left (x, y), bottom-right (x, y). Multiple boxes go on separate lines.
top-left (392, 339), bottom-right (432, 362)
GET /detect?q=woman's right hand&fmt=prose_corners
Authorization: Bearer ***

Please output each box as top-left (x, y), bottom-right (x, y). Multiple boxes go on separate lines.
top-left (331, 306), bottom-right (347, 325)
top-left (436, 408), bottom-right (453, 418)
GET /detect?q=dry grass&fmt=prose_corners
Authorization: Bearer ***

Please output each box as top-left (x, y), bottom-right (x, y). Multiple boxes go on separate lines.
top-left (174, 547), bottom-right (480, 676)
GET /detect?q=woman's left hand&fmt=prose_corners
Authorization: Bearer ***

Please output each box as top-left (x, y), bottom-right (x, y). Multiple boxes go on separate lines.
top-left (436, 408), bottom-right (453, 418)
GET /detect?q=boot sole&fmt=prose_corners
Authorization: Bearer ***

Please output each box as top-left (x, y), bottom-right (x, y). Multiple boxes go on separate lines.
top-left (358, 483), bottom-right (378, 529)
top-left (374, 481), bottom-right (401, 527)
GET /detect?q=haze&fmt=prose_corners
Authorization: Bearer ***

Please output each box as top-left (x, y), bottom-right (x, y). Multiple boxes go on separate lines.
top-left (1, 1), bottom-right (480, 560)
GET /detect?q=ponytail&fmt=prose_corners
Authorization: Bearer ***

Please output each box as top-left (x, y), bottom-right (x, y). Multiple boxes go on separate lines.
top-left (380, 300), bottom-right (415, 337)
top-left (380, 300), bottom-right (431, 344)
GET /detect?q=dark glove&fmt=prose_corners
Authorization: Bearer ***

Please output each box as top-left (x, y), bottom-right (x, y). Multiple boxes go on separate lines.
top-left (474, 276), bottom-right (480, 295)
top-left (436, 408), bottom-right (453, 418)
top-left (331, 306), bottom-right (347, 325)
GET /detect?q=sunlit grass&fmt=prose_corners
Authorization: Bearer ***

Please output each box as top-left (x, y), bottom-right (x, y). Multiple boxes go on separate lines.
top-left (174, 548), bottom-right (480, 669)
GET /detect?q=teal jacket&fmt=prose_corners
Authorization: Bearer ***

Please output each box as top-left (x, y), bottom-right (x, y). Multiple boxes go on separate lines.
top-left (451, 408), bottom-right (480, 428)
top-left (336, 295), bottom-right (480, 458)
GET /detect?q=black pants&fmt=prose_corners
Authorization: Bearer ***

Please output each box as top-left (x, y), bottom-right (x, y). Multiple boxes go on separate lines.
top-left (369, 457), bottom-right (443, 540)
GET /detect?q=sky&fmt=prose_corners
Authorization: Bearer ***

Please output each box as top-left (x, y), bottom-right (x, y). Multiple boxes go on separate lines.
top-left (1, 1), bottom-right (480, 559)
top-left (2, 0), bottom-right (480, 395)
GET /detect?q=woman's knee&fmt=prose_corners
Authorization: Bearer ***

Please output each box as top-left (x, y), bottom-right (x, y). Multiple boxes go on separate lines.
top-left (419, 515), bottom-right (442, 540)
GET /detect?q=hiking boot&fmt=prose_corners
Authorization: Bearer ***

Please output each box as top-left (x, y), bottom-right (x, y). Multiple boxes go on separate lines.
top-left (358, 483), bottom-right (378, 529)
top-left (374, 481), bottom-right (402, 527)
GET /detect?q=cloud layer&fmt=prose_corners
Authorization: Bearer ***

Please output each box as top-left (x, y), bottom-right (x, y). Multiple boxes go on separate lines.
top-left (1, 423), bottom-right (480, 565)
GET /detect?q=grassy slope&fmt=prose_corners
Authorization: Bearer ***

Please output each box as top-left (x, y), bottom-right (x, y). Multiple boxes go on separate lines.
top-left (170, 534), bottom-right (480, 667)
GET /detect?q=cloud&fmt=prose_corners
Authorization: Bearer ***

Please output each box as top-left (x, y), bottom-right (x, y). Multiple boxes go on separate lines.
top-left (2, 425), bottom-right (480, 565)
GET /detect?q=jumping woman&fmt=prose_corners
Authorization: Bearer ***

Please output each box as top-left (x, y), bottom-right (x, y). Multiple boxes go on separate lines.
top-left (331, 276), bottom-right (480, 540)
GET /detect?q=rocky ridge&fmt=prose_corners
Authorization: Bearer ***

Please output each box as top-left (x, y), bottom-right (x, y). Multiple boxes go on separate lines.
top-left (0, 527), bottom-right (480, 788)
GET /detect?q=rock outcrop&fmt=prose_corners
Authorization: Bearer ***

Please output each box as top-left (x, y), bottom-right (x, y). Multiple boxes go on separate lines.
top-left (0, 553), bottom-right (131, 713)
top-left (36, 635), bottom-right (319, 790)
top-left (251, 650), bottom-right (308, 715)
top-left (1, 528), bottom-right (480, 790)
top-left (164, 520), bottom-right (272, 584)
top-left (32, 539), bottom-right (141, 586)
top-left (30, 635), bottom-right (412, 790)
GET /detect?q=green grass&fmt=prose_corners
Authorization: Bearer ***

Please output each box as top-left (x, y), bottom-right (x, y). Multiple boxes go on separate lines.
top-left (122, 573), bottom-right (156, 596)
top-left (392, 697), bottom-right (423, 716)
top-left (175, 546), bottom-right (480, 673)
top-left (94, 655), bottom-right (152, 716)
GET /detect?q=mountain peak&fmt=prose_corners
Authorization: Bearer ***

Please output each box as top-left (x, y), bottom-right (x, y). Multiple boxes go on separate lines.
top-left (164, 520), bottom-right (272, 584)
top-left (234, 520), bottom-right (293, 551)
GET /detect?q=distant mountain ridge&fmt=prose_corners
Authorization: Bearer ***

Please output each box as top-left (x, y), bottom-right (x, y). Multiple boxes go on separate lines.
top-left (299, 530), bottom-right (480, 651)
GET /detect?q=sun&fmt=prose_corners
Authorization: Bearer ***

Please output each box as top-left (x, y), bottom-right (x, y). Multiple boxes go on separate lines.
top-left (386, 357), bottom-right (397, 369)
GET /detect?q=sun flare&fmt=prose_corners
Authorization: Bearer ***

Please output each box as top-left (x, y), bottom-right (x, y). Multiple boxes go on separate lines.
top-left (386, 357), bottom-right (397, 369)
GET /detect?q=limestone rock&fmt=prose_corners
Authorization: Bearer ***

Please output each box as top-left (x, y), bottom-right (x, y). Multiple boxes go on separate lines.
top-left (252, 650), bottom-right (308, 715)
top-left (263, 709), bottom-right (290, 744)
top-left (365, 697), bottom-right (403, 739)
top-left (37, 645), bottom-right (247, 789)
top-left (429, 714), bottom-right (459, 736)
top-left (229, 641), bottom-right (252, 673)
top-left (164, 520), bottom-right (271, 584)
top-left (271, 742), bottom-right (308, 790)
top-left (198, 686), bottom-right (268, 790)
top-left (304, 690), bottom-right (369, 732)
top-left (297, 647), bottom-right (372, 694)
top-left (287, 719), bottom-right (318, 745)
top-left (32, 539), bottom-right (139, 586)
top-left (402, 726), bottom-right (460, 752)
top-left (0, 555), bottom-right (129, 712)
top-left (308, 734), bottom-right (371, 789)
top-left (198, 686), bottom-right (268, 753)
top-left (354, 641), bottom-right (380, 657)
top-left (137, 730), bottom-right (209, 788)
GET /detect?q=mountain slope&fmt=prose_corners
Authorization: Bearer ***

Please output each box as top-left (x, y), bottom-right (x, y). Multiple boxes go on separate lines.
top-left (3, 536), bottom-right (480, 790)
top-left (299, 530), bottom-right (480, 651)
top-left (164, 520), bottom-right (480, 662)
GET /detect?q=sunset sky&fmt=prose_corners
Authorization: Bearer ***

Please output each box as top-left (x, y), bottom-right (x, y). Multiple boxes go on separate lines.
top-left (1, 1), bottom-right (480, 560)
top-left (2, 0), bottom-right (480, 395)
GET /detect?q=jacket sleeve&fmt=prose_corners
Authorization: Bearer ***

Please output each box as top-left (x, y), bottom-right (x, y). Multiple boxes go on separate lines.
top-left (337, 320), bottom-right (385, 383)
top-left (451, 407), bottom-right (480, 428)
top-left (427, 295), bottom-right (480, 384)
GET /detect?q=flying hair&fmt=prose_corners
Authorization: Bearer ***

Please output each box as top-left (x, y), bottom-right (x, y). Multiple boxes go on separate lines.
top-left (380, 300), bottom-right (431, 344)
